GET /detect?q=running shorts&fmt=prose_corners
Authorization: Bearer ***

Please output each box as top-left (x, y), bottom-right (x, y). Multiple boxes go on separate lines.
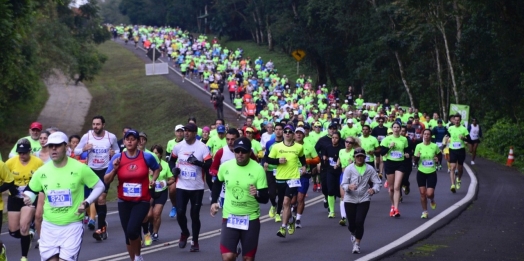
top-left (220, 218), bottom-right (260, 258)
top-left (384, 160), bottom-right (404, 175)
top-left (449, 148), bottom-right (466, 164)
top-left (8, 195), bottom-right (37, 211)
top-left (276, 180), bottom-right (298, 198)
top-left (297, 176), bottom-right (310, 194)
top-left (152, 189), bottom-right (168, 205)
top-left (416, 171), bottom-right (437, 189)
top-left (39, 220), bottom-right (84, 261)
top-left (92, 168), bottom-right (109, 193)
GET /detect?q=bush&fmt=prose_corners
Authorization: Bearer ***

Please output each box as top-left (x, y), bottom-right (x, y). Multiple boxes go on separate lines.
top-left (479, 118), bottom-right (524, 171)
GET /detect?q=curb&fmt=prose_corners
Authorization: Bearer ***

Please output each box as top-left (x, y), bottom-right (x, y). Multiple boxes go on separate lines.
top-left (356, 163), bottom-right (478, 261)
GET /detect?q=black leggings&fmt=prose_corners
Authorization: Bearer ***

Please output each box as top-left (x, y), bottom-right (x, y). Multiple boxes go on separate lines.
top-left (118, 201), bottom-right (150, 245)
top-left (176, 189), bottom-right (204, 243)
top-left (265, 171), bottom-right (277, 206)
top-left (344, 201), bottom-right (370, 240)
top-left (204, 168), bottom-right (213, 191)
top-left (326, 171), bottom-right (341, 197)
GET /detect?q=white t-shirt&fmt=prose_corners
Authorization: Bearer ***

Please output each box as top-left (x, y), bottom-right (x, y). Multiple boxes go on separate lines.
top-left (172, 140), bottom-right (212, 191)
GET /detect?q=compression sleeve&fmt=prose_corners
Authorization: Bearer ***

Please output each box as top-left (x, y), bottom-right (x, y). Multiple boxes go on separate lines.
top-left (299, 155), bottom-right (306, 166)
top-left (255, 188), bottom-right (269, 204)
top-left (211, 179), bottom-right (223, 204)
top-left (85, 180), bottom-right (105, 205)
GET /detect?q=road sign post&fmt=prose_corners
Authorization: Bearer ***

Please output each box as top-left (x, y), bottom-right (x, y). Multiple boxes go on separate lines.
top-left (145, 47), bottom-right (168, 75)
top-left (291, 49), bottom-right (306, 75)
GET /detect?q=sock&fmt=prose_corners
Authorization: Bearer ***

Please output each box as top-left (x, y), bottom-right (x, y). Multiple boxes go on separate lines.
top-left (97, 204), bottom-right (107, 230)
top-left (142, 222), bottom-right (149, 235)
top-left (328, 196), bottom-right (335, 213)
top-left (296, 214), bottom-right (302, 221)
top-left (21, 235), bottom-right (30, 257)
top-left (340, 201), bottom-right (346, 218)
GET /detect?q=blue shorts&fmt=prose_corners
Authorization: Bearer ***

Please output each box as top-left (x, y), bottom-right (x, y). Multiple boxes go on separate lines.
top-left (297, 176), bottom-right (310, 194)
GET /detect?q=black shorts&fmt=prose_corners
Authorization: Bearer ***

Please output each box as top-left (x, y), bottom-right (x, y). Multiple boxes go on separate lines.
top-left (236, 108), bottom-right (242, 112)
top-left (416, 171), bottom-right (437, 189)
top-left (220, 218), bottom-right (260, 258)
top-left (468, 139), bottom-right (480, 144)
top-left (92, 168), bottom-right (110, 193)
top-left (449, 148), bottom-right (466, 165)
top-left (384, 160), bottom-right (404, 175)
top-left (8, 196), bottom-right (37, 212)
top-left (151, 189), bottom-right (168, 205)
top-left (276, 180), bottom-right (298, 198)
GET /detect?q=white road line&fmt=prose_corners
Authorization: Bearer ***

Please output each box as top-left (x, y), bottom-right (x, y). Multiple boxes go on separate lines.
top-left (89, 195), bottom-right (325, 261)
top-left (355, 164), bottom-right (478, 261)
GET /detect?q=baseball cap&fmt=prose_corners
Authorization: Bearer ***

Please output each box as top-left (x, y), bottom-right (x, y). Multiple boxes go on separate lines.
top-left (30, 122), bottom-right (43, 131)
top-left (348, 111), bottom-right (353, 115)
top-left (217, 125), bottom-right (226, 133)
top-left (233, 137), bottom-right (252, 152)
top-left (124, 129), bottom-right (140, 139)
top-left (437, 119), bottom-right (443, 124)
top-left (297, 121), bottom-right (304, 127)
top-left (354, 148), bottom-right (366, 157)
top-left (295, 127), bottom-right (305, 134)
top-left (303, 123), bottom-right (311, 130)
top-left (139, 132), bottom-right (148, 139)
top-left (184, 123), bottom-right (198, 132)
top-left (245, 127), bottom-right (254, 133)
top-left (16, 143), bottom-right (31, 153)
top-left (406, 120), bottom-right (413, 124)
top-left (314, 122), bottom-right (322, 127)
top-left (45, 131), bottom-right (69, 146)
top-left (175, 124), bottom-right (184, 131)
top-left (347, 119), bottom-right (354, 124)
top-left (284, 124), bottom-right (295, 132)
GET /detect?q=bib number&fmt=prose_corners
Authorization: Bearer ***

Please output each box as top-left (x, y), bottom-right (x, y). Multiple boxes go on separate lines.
top-left (154, 180), bottom-right (166, 192)
top-left (287, 179), bottom-right (301, 188)
top-left (421, 160), bottom-right (434, 167)
top-left (272, 169), bottom-right (277, 177)
top-left (329, 157), bottom-right (336, 167)
top-left (365, 155), bottom-right (371, 162)
top-left (378, 135), bottom-right (385, 141)
top-left (227, 214), bottom-right (249, 230)
top-left (452, 142), bottom-right (462, 149)
top-left (123, 183), bottom-right (142, 197)
top-left (47, 189), bottom-right (72, 207)
top-left (390, 151), bottom-right (403, 159)
top-left (180, 168), bottom-right (197, 180)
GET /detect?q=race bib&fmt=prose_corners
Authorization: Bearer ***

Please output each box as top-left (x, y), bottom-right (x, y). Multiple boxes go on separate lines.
top-left (329, 157), bottom-right (336, 166)
top-left (415, 133), bottom-right (421, 139)
top-left (180, 167), bottom-right (197, 180)
top-left (123, 183), bottom-right (142, 197)
top-left (227, 214), bottom-right (249, 230)
top-left (436, 142), bottom-right (443, 148)
top-left (273, 169), bottom-right (277, 177)
top-left (365, 155), bottom-right (371, 162)
top-left (452, 142), bottom-right (462, 149)
top-left (17, 186), bottom-right (26, 198)
top-left (287, 179), bottom-right (302, 188)
top-left (154, 180), bottom-right (166, 192)
top-left (470, 132), bottom-right (479, 140)
top-left (390, 151), bottom-right (403, 159)
top-left (378, 136), bottom-right (385, 141)
top-left (47, 189), bottom-right (72, 207)
top-left (421, 160), bottom-right (434, 167)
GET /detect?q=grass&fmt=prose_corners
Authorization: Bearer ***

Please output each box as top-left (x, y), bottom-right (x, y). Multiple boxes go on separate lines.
top-left (218, 36), bottom-right (317, 85)
top-left (403, 244), bottom-right (448, 257)
top-left (0, 82), bottom-right (49, 160)
top-left (477, 144), bottom-right (524, 173)
top-left (83, 40), bottom-right (218, 199)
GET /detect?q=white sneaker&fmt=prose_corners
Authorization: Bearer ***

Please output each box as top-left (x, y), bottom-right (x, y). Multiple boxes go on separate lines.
top-left (135, 255), bottom-right (144, 261)
top-left (350, 234), bottom-right (356, 243)
top-left (352, 243), bottom-right (360, 254)
top-left (471, 161), bottom-right (475, 165)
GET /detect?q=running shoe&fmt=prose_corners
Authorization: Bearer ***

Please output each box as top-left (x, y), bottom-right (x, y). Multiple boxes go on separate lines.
top-left (190, 242), bottom-right (199, 252)
top-left (144, 233), bottom-right (152, 246)
top-left (328, 212), bottom-right (335, 218)
top-left (274, 214), bottom-right (281, 222)
top-left (179, 233), bottom-right (189, 248)
top-left (352, 243), bottom-right (360, 254)
top-left (431, 201), bottom-right (437, 210)
top-left (312, 184), bottom-right (317, 192)
top-left (83, 216), bottom-right (89, 225)
top-left (93, 223), bottom-right (108, 241)
top-left (288, 221), bottom-right (295, 235)
top-left (450, 184), bottom-right (456, 193)
top-left (403, 185), bottom-right (410, 195)
top-left (0, 245), bottom-right (6, 261)
top-left (276, 227), bottom-right (286, 238)
top-left (389, 206), bottom-right (395, 217)
top-left (21, 257), bottom-right (28, 261)
top-left (269, 206), bottom-right (276, 218)
top-left (394, 209), bottom-right (401, 217)
top-left (152, 233), bottom-right (159, 241)
top-left (35, 239), bottom-right (39, 249)
top-left (421, 211), bottom-right (428, 219)
top-left (88, 219), bottom-right (96, 230)
top-left (134, 256), bottom-right (144, 261)
top-left (339, 218), bottom-right (347, 226)
top-left (169, 207), bottom-right (177, 218)
top-left (471, 161), bottom-right (475, 165)
top-left (456, 179), bottom-right (461, 190)
top-left (296, 220), bottom-right (302, 229)
top-left (350, 234), bottom-right (356, 244)
top-left (29, 228), bottom-right (35, 241)
top-left (378, 173), bottom-right (383, 180)
top-left (323, 199), bottom-right (328, 209)
top-left (384, 181), bottom-right (388, 188)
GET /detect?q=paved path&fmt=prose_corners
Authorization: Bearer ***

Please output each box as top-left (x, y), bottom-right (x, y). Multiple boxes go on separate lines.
top-left (39, 71), bottom-right (92, 135)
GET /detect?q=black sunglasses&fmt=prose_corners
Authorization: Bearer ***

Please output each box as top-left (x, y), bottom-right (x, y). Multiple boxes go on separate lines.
top-left (234, 149), bottom-right (250, 154)
top-left (345, 141), bottom-right (354, 144)
top-left (283, 130), bottom-right (293, 134)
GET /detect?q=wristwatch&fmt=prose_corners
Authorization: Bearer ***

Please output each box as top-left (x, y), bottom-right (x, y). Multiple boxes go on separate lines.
top-left (83, 201), bottom-right (89, 209)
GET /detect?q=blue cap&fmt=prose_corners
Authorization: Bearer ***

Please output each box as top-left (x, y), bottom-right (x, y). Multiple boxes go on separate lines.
top-left (124, 129), bottom-right (139, 139)
top-left (217, 125), bottom-right (226, 133)
top-left (284, 124), bottom-right (295, 132)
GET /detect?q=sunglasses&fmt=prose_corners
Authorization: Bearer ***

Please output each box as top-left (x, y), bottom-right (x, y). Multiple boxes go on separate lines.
top-left (345, 141), bottom-right (354, 144)
top-left (283, 130), bottom-right (293, 134)
top-left (48, 143), bottom-right (64, 149)
top-left (234, 149), bottom-right (250, 154)
top-left (18, 152), bottom-right (30, 155)
top-left (246, 131), bottom-right (253, 134)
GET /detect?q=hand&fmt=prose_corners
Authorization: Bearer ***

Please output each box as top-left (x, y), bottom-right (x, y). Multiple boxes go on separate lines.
top-left (367, 150), bottom-right (374, 155)
top-left (417, 151), bottom-right (421, 158)
top-left (249, 184), bottom-right (257, 197)
top-left (113, 157), bottom-right (120, 170)
top-left (389, 142), bottom-right (395, 148)
top-left (210, 203), bottom-right (219, 217)
top-left (83, 143), bottom-right (93, 152)
top-left (22, 194), bottom-right (32, 206)
top-left (334, 164), bottom-right (338, 169)
top-left (434, 156), bottom-right (439, 162)
top-left (149, 179), bottom-right (156, 187)
top-left (367, 188), bottom-right (375, 195)
top-left (109, 149), bottom-right (115, 158)
top-left (348, 184), bottom-right (357, 191)
top-left (263, 163), bottom-right (268, 171)
top-left (77, 201), bottom-right (88, 215)
top-left (279, 158), bottom-right (287, 164)
top-left (300, 166), bottom-right (306, 175)
top-left (404, 153), bottom-right (410, 159)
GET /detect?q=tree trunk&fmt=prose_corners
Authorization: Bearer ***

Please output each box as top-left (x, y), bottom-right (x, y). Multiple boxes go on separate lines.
top-left (437, 23), bottom-right (459, 104)
top-left (453, 0), bottom-right (462, 43)
top-left (394, 51), bottom-right (415, 108)
top-left (435, 42), bottom-right (447, 120)
top-left (252, 12), bottom-right (260, 44)
top-left (255, 6), bottom-right (264, 43)
top-left (266, 15), bottom-right (273, 51)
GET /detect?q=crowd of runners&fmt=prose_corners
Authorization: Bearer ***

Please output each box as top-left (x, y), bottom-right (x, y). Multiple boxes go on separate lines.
top-left (0, 25), bottom-right (484, 261)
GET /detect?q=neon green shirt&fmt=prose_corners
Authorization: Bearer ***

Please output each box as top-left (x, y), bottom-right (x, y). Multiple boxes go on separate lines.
top-left (414, 143), bottom-right (440, 174)
top-left (360, 135), bottom-right (379, 162)
top-left (151, 160), bottom-right (174, 191)
top-left (339, 148), bottom-right (354, 169)
top-left (268, 142), bottom-right (304, 180)
top-left (447, 125), bottom-right (469, 150)
top-left (9, 136), bottom-right (42, 157)
top-left (380, 135), bottom-right (408, 162)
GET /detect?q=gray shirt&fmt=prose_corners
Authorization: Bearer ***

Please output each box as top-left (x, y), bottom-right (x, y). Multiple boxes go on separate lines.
top-left (341, 164), bottom-right (382, 204)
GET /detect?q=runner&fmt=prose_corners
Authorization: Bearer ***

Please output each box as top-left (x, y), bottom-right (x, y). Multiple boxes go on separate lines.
top-left (315, 120), bottom-right (339, 211)
top-left (170, 123), bottom-right (212, 252)
top-left (166, 124), bottom-right (184, 218)
top-left (467, 118), bottom-right (482, 165)
top-left (74, 115), bottom-right (120, 240)
top-left (414, 129), bottom-right (441, 219)
top-left (321, 131), bottom-right (345, 219)
top-left (294, 127), bottom-right (320, 228)
top-left (400, 126), bottom-right (416, 201)
top-left (431, 119), bottom-right (447, 170)
top-left (336, 136), bottom-right (359, 226)
top-left (0, 159), bottom-right (15, 260)
top-left (262, 122), bottom-right (284, 222)
top-left (6, 139), bottom-right (44, 261)
top-left (22, 131), bottom-right (105, 261)
top-left (341, 148), bottom-right (381, 254)
top-left (8, 122), bottom-right (43, 158)
top-left (380, 122), bottom-right (409, 217)
top-left (210, 137), bottom-right (268, 261)
top-left (267, 124), bottom-right (306, 238)
top-left (447, 114), bottom-right (470, 193)
top-left (34, 131), bottom-right (51, 163)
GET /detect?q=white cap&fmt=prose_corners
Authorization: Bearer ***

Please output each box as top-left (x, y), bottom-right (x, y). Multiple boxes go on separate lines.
top-left (345, 100), bottom-right (348, 103)
top-left (348, 111), bottom-right (353, 114)
top-left (347, 119), bottom-right (354, 124)
top-left (45, 131), bottom-right (68, 146)
top-left (293, 111), bottom-right (299, 115)
top-left (175, 124), bottom-right (184, 131)
top-left (295, 127), bottom-right (306, 133)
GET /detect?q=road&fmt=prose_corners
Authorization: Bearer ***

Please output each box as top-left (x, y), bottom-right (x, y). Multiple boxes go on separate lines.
top-left (3, 164), bottom-right (473, 260)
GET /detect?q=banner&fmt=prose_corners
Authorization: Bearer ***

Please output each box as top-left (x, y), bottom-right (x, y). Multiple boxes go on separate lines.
top-left (449, 103), bottom-right (470, 123)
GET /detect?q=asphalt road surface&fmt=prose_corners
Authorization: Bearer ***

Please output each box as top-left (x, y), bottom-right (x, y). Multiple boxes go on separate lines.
top-left (3, 164), bottom-right (473, 260)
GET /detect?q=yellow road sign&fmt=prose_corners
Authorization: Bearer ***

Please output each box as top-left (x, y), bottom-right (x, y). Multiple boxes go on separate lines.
top-left (292, 49), bottom-right (306, 62)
